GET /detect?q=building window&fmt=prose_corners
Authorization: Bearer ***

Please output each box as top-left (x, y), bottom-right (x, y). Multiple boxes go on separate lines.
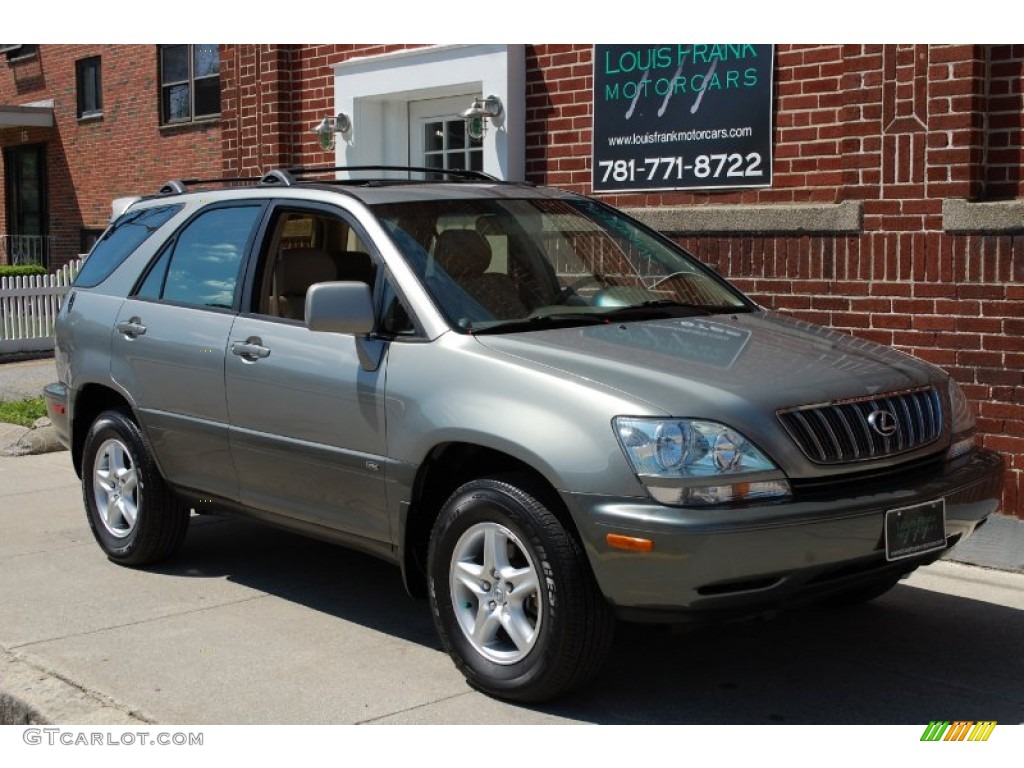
top-left (80, 228), bottom-right (104, 255)
top-left (0, 45), bottom-right (38, 62)
top-left (76, 57), bottom-right (102, 118)
top-left (422, 116), bottom-right (483, 174)
top-left (159, 44), bottom-right (220, 125)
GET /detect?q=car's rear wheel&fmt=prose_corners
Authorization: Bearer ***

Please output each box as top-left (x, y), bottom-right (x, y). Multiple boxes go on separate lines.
top-left (81, 410), bottom-right (189, 566)
top-left (428, 475), bottom-right (614, 702)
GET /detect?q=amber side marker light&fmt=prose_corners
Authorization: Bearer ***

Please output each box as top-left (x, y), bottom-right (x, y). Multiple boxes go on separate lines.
top-left (606, 533), bottom-right (654, 552)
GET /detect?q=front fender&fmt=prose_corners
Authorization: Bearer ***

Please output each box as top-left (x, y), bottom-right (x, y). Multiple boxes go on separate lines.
top-left (384, 334), bottom-right (658, 497)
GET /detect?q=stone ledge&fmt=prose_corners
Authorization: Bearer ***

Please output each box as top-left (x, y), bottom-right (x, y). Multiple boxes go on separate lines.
top-left (626, 201), bottom-right (863, 235)
top-left (943, 198), bottom-right (1024, 234)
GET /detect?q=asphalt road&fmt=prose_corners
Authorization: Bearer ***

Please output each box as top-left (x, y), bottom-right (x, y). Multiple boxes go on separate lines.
top-left (1, 451), bottom-right (1022, 727)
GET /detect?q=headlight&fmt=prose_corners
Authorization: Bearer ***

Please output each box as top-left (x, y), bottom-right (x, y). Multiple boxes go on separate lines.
top-left (614, 417), bottom-right (790, 506)
top-left (947, 377), bottom-right (976, 460)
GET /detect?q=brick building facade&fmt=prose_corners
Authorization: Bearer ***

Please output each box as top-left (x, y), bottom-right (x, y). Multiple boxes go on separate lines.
top-left (1, 43), bottom-right (1021, 515)
top-left (0, 45), bottom-right (222, 265)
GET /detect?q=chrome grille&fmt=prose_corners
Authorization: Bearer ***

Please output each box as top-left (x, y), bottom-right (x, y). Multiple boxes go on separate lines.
top-left (778, 387), bottom-right (944, 464)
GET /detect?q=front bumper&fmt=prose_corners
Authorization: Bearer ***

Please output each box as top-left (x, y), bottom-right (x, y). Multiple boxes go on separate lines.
top-left (567, 448), bottom-right (1004, 621)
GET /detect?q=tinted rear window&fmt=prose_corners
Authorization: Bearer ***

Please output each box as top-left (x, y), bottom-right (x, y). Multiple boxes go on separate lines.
top-left (74, 204), bottom-right (182, 288)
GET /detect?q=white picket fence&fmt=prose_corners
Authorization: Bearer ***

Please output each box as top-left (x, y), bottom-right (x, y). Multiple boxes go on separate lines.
top-left (0, 260), bottom-right (82, 354)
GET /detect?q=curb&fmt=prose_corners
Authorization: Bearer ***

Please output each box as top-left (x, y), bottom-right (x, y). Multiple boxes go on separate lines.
top-left (0, 646), bottom-right (153, 726)
top-left (0, 352), bottom-right (54, 365)
top-left (0, 420), bottom-right (66, 457)
top-left (0, 692), bottom-right (48, 725)
top-left (944, 513), bottom-right (1024, 573)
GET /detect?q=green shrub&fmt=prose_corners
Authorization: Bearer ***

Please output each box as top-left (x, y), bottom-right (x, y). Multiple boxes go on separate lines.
top-left (0, 265), bottom-right (46, 278)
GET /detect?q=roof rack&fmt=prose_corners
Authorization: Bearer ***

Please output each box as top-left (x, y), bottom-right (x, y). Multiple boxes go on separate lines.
top-left (156, 175), bottom-right (264, 196)
top-left (156, 165), bottom-right (508, 197)
top-left (259, 169), bottom-right (294, 186)
top-left (278, 165), bottom-right (503, 186)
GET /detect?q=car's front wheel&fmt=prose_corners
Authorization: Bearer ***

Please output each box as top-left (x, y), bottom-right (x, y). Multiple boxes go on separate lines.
top-left (81, 409), bottom-right (190, 566)
top-left (428, 475), bottom-right (614, 702)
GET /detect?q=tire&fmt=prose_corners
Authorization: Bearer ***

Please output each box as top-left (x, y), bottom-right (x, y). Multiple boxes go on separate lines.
top-left (428, 475), bottom-right (614, 703)
top-left (81, 409), bottom-right (190, 567)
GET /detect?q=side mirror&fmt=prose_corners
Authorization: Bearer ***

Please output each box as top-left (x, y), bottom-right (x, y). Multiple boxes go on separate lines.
top-left (305, 282), bottom-right (375, 335)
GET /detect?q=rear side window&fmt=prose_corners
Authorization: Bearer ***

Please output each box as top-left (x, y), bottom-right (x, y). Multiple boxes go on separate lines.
top-left (73, 205), bottom-right (182, 288)
top-left (137, 205), bottom-right (262, 309)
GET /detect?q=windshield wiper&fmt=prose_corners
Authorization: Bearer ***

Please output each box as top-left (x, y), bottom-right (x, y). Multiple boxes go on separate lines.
top-left (607, 300), bottom-right (748, 319)
top-left (468, 313), bottom-right (612, 335)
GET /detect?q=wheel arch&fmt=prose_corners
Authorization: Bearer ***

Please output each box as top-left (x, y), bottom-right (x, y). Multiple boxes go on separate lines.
top-left (70, 384), bottom-right (136, 477)
top-left (400, 441), bottom-right (583, 599)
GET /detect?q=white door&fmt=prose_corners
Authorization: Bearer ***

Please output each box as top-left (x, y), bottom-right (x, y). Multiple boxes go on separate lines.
top-left (409, 95), bottom-right (483, 174)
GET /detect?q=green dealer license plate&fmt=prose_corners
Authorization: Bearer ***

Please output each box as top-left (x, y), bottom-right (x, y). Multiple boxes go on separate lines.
top-left (885, 499), bottom-right (947, 561)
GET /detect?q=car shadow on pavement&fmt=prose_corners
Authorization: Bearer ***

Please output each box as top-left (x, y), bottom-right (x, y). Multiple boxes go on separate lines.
top-left (157, 514), bottom-right (1024, 725)
top-left (553, 592), bottom-right (1024, 724)
top-left (149, 514), bottom-right (443, 651)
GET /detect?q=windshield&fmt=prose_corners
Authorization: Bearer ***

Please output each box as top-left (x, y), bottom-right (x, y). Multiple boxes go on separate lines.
top-left (373, 196), bottom-right (752, 333)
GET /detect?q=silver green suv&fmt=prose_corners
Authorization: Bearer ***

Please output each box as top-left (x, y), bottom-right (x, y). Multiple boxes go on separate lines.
top-left (44, 166), bottom-right (1004, 702)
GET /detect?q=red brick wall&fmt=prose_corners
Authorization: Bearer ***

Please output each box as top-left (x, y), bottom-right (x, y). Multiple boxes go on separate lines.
top-left (525, 45), bottom-right (594, 190)
top-left (221, 45), bottom-right (295, 175)
top-left (221, 44), bottom-right (426, 176)
top-left (0, 45), bottom-right (222, 268)
top-left (985, 44), bottom-right (1024, 200)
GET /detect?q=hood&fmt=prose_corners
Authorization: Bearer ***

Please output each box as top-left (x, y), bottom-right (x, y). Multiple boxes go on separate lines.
top-left (473, 311), bottom-right (944, 424)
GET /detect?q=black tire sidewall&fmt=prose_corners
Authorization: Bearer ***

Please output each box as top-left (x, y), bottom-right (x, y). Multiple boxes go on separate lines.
top-left (428, 480), bottom-right (579, 699)
top-left (81, 411), bottom-right (157, 562)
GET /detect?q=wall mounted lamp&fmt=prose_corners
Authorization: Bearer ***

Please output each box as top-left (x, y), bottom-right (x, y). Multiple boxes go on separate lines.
top-left (311, 112), bottom-right (352, 151)
top-left (459, 95), bottom-right (504, 140)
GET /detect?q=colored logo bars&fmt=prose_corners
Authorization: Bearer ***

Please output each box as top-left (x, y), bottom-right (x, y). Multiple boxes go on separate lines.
top-left (920, 721), bottom-right (997, 742)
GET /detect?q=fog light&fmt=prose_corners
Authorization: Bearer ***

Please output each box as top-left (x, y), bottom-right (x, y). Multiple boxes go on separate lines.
top-left (648, 479), bottom-right (791, 506)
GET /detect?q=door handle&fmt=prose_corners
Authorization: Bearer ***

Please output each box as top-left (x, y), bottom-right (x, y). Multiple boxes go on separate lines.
top-left (231, 337), bottom-right (271, 361)
top-left (116, 317), bottom-right (147, 338)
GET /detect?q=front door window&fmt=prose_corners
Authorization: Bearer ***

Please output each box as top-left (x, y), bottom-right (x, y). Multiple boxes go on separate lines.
top-left (410, 96), bottom-right (483, 175)
top-left (423, 117), bottom-right (483, 173)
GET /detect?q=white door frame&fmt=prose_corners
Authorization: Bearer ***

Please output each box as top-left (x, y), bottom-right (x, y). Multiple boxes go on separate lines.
top-left (331, 44), bottom-right (525, 180)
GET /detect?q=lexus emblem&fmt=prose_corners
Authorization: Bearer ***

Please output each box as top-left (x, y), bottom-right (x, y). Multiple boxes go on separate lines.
top-left (868, 410), bottom-right (899, 437)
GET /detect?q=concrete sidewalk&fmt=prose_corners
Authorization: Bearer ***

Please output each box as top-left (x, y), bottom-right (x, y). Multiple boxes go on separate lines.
top-left (1, 449), bottom-right (1023, 725)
